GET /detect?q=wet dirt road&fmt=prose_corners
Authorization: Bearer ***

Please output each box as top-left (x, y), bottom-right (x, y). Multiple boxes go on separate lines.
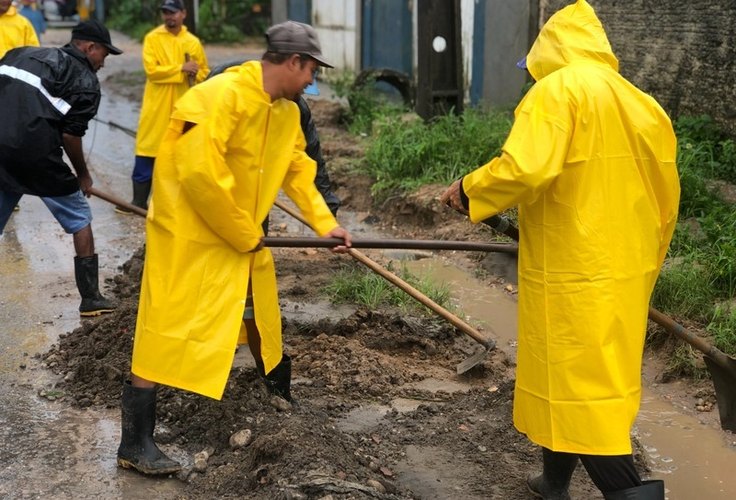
top-left (0, 29), bottom-right (260, 499)
top-left (2, 28), bottom-right (735, 500)
top-left (402, 257), bottom-right (736, 499)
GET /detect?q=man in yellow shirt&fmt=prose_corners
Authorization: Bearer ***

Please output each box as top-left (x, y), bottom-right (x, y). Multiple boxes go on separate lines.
top-left (116, 21), bottom-right (352, 476)
top-left (442, 1), bottom-right (678, 499)
top-left (117, 0), bottom-right (209, 214)
top-left (0, 0), bottom-right (39, 59)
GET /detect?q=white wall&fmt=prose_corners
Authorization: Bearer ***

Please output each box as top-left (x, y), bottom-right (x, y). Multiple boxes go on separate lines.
top-left (311, 0), bottom-right (360, 71)
top-left (460, 0), bottom-right (477, 104)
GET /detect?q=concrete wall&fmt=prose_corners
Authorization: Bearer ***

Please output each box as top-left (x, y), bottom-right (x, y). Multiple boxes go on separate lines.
top-left (482, 0), bottom-right (533, 107)
top-left (542, 0), bottom-right (736, 136)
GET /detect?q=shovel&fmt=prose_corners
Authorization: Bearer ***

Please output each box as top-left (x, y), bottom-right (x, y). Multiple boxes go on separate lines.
top-left (271, 200), bottom-right (498, 374)
top-left (88, 187), bottom-right (497, 374)
top-left (476, 212), bottom-right (736, 432)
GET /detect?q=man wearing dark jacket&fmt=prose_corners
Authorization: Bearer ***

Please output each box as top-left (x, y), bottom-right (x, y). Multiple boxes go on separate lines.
top-left (0, 19), bottom-right (123, 317)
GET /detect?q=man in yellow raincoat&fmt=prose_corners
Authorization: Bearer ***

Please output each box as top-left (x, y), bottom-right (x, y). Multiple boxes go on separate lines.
top-left (0, 0), bottom-right (39, 59)
top-left (441, 1), bottom-right (679, 499)
top-left (116, 0), bottom-right (209, 214)
top-left (117, 21), bottom-right (352, 476)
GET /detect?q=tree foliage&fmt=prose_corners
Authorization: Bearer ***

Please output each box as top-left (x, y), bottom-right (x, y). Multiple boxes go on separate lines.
top-left (105, 0), bottom-right (270, 42)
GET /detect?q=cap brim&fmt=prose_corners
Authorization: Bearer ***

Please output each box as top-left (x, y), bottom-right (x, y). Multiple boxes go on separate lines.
top-left (311, 54), bottom-right (334, 69)
top-left (105, 43), bottom-right (123, 55)
top-left (516, 56), bottom-right (527, 70)
top-left (303, 80), bottom-right (319, 96)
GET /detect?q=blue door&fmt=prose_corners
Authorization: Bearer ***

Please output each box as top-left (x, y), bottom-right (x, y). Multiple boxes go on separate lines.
top-left (287, 0), bottom-right (312, 23)
top-left (361, 0), bottom-right (413, 76)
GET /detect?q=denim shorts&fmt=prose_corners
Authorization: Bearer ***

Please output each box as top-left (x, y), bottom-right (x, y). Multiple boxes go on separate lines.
top-left (0, 190), bottom-right (92, 234)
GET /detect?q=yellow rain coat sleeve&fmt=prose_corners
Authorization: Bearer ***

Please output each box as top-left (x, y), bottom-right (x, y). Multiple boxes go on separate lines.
top-left (461, 0), bottom-right (680, 455)
top-left (131, 62), bottom-right (338, 400)
top-left (135, 25), bottom-right (209, 157)
top-left (0, 6), bottom-right (40, 59)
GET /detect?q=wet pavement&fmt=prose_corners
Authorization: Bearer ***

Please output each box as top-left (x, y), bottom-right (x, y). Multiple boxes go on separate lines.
top-left (0, 28), bottom-right (258, 499)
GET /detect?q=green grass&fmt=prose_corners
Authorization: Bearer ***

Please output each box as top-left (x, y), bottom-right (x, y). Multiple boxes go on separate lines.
top-left (362, 108), bottom-right (513, 200)
top-left (651, 114), bottom-right (736, 368)
top-left (324, 263), bottom-right (451, 314)
top-left (344, 102), bottom-right (736, 367)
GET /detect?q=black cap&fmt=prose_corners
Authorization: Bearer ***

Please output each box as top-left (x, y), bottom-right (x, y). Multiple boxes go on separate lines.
top-left (265, 21), bottom-right (333, 68)
top-left (71, 19), bottom-right (123, 55)
top-left (160, 0), bottom-right (185, 12)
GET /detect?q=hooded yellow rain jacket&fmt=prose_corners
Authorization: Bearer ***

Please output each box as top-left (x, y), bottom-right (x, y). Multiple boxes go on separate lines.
top-left (0, 6), bottom-right (39, 59)
top-left (462, 0), bottom-right (679, 455)
top-left (131, 61), bottom-right (338, 400)
top-left (134, 25), bottom-right (209, 157)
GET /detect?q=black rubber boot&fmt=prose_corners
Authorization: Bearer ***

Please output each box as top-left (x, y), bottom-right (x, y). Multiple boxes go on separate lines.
top-left (117, 382), bottom-right (181, 475)
top-left (74, 254), bottom-right (115, 317)
top-left (603, 480), bottom-right (665, 500)
top-left (116, 180), bottom-right (151, 214)
top-left (260, 353), bottom-right (295, 403)
top-left (527, 448), bottom-right (578, 500)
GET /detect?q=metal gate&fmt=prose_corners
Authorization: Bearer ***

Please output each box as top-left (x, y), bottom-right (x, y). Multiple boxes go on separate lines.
top-left (361, 0), bottom-right (413, 75)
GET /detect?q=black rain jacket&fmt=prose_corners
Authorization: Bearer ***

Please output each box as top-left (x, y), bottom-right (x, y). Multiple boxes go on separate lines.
top-left (0, 44), bottom-right (100, 196)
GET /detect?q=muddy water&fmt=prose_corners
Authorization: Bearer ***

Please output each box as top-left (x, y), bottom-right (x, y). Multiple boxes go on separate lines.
top-left (400, 254), bottom-right (736, 498)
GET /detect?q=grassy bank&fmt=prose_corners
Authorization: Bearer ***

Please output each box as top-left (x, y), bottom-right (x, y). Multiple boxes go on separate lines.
top-left (338, 87), bottom-right (736, 369)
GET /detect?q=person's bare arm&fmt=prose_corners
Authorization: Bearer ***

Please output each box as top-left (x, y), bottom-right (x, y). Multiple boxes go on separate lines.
top-left (63, 133), bottom-right (93, 195)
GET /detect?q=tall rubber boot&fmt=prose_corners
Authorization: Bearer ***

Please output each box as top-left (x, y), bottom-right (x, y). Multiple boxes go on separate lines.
top-left (258, 353), bottom-right (295, 403)
top-left (603, 480), bottom-right (665, 500)
top-left (116, 179), bottom-right (151, 214)
top-left (527, 448), bottom-right (578, 500)
top-left (74, 254), bottom-right (115, 317)
top-left (117, 382), bottom-right (181, 475)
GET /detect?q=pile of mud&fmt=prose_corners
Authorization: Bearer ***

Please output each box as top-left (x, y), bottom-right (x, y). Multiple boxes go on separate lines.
top-left (41, 247), bottom-right (579, 499)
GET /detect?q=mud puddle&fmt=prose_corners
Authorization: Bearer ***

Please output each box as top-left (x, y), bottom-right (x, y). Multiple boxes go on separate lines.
top-left (398, 251), bottom-right (736, 499)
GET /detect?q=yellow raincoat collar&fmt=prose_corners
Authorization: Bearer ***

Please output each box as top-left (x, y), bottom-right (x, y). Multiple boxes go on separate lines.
top-left (526, 0), bottom-right (619, 81)
top-left (153, 23), bottom-right (190, 37)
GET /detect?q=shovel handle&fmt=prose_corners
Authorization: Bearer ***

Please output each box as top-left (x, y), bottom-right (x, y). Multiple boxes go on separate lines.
top-left (89, 187), bottom-right (148, 218)
top-left (348, 248), bottom-right (495, 349)
top-left (263, 236), bottom-right (517, 254)
top-left (274, 200), bottom-right (496, 349)
top-left (647, 306), bottom-right (733, 371)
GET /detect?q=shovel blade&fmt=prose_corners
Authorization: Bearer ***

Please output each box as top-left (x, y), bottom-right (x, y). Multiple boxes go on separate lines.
top-left (456, 343), bottom-right (494, 375)
top-left (703, 354), bottom-right (736, 432)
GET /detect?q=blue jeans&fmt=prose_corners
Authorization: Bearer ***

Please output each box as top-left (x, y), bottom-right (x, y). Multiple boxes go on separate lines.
top-left (0, 190), bottom-right (92, 234)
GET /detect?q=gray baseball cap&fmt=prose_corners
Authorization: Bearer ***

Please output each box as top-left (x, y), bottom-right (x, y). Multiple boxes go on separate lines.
top-left (265, 21), bottom-right (334, 68)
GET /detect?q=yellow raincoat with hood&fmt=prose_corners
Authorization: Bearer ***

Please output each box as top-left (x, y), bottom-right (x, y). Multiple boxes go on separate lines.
top-left (131, 61), bottom-right (338, 400)
top-left (0, 5), bottom-right (39, 59)
top-left (461, 0), bottom-right (679, 454)
top-left (135, 25), bottom-right (209, 157)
